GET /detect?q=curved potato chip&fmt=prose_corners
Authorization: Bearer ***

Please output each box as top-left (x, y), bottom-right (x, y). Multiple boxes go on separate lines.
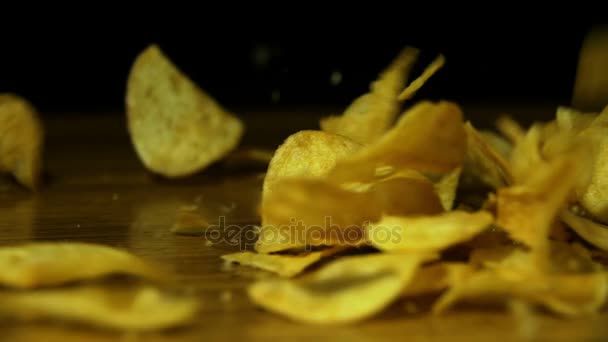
top-left (561, 209), bottom-right (608, 252)
top-left (433, 269), bottom-right (608, 317)
top-left (0, 94), bottom-right (44, 189)
top-left (0, 283), bottom-right (198, 331)
top-left (0, 242), bottom-right (164, 289)
top-left (398, 54), bottom-right (445, 101)
top-left (247, 253), bottom-right (433, 324)
top-left (126, 44), bottom-right (244, 177)
top-left (320, 47), bottom-right (419, 144)
top-left (262, 130), bottom-right (361, 200)
top-left (328, 101), bottom-right (466, 184)
top-left (258, 176), bottom-right (444, 253)
top-left (221, 246), bottom-right (346, 278)
top-left (366, 210), bottom-right (493, 253)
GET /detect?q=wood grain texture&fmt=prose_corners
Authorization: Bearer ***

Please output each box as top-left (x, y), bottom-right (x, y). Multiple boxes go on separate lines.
top-left (1, 109), bottom-right (606, 341)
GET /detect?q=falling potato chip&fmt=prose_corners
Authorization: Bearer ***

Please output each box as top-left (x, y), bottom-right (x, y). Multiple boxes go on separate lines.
top-left (401, 262), bottom-right (473, 297)
top-left (248, 253), bottom-right (434, 324)
top-left (328, 101), bottom-right (466, 184)
top-left (496, 115), bottom-right (526, 144)
top-left (221, 246), bottom-right (346, 278)
top-left (258, 175), bottom-right (445, 253)
top-left (572, 26), bottom-right (608, 111)
top-left (320, 47), bottom-right (419, 145)
top-left (126, 44), bottom-right (244, 177)
top-left (561, 209), bottom-right (608, 252)
top-left (433, 268), bottom-right (608, 317)
top-left (262, 130), bottom-right (361, 202)
top-left (366, 210), bottom-right (493, 253)
top-left (0, 242), bottom-right (164, 289)
top-left (462, 122), bottom-right (512, 189)
top-left (0, 94), bottom-right (44, 189)
top-left (0, 283), bottom-right (198, 331)
top-left (398, 54), bottom-right (445, 101)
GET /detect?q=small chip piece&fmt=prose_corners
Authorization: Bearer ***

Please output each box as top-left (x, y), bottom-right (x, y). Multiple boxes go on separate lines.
top-left (561, 209), bottom-right (608, 251)
top-left (0, 94), bottom-right (44, 189)
top-left (170, 206), bottom-right (210, 236)
top-left (0, 283), bottom-right (198, 331)
top-left (398, 54), bottom-right (445, 101)
top-left (434, 167), bottom-right (462, 211)
top-left (320, 47), bottom-right (419, 145)
top-left (366, 210), bottom-right (493, 253)
top-left (221, 246), bottom-right (346, 277)
top-left (0, 242), bottom-right (164, 289)
top-left (126, 44), bottom-right (244, 177)
top-left (328, 101), bottom-right (466, 184)
top-left (248, 253), bottom-right (434, 324)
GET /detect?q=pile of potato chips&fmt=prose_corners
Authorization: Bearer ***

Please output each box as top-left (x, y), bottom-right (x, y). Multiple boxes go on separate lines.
top-left (222, 47), bottom-right (608, 324)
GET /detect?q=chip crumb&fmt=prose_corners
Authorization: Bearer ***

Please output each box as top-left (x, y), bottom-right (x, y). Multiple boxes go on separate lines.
top-left (329, 70), bottom-right (343, 86)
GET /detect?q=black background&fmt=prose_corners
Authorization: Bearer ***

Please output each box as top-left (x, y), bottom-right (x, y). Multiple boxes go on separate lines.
top-left (0, 13), bottom-right (605, 114)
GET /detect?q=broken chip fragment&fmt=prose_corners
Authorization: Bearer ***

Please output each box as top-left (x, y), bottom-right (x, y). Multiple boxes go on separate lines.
top-left (126, 44), bottom-right (244, 177)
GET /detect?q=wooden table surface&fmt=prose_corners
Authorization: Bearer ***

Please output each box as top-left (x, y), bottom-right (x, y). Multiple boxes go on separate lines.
top-left (1, 106), bottom-right (607, 341)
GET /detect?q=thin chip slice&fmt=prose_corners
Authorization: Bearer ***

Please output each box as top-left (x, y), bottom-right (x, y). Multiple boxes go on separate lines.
top-left (561, 209), bottom-right (608, 252)
top-left (401, 262), bottom-right (473, 297)
top-left (0, 283), bottom-right (198, 331)
top-left (328, 101), bottom-right (466, 184)
top-left (221, 246), bottom-right (346, 278)
top-left (126, 44), bottom-right (244, 177)
top-left (262, 130), bottom-right (361, 201)
top-left (248, 253), bottom-right (434, 324)
top-left (366, 210), bottom-right (493, 253)
top-left (170, 205), bottom-right (210, 235)
top-left (0, 94), bottom-right (44, 189)
top-left (462, 122), bottom-right (512, 189)
top-left (320, 47), bottom-right (419, 144)
top-left (433, 268), bottom-right (608, 317)
top-left (398, 54), bottom-right (445, 101)
top-left (0, 243), bottom-right (165, 289)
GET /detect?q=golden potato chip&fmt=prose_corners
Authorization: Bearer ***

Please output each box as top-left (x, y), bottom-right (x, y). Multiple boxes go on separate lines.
top-left (258, 175), bottom-right (445, 253)
top-left (320, 47), bottom-right (419, 144)
top-left (126, 44), bottom-right (244, 177)
top-left (434, 167), bottom-right (461, 211)
top-left (462, 122), bottom-right (512, 189)
top-left (0, 242), bottom-right (164, 289)
top-left (401, 262), bottom-right (473, 297)
top-left (572, 26), bottom-right (608, 111)
top-left (221, 246), bottom-right (346, 278)
top-left (247, 253), bottom-right (434, 324)
top-left (0, 94), bottom-right (44, 189)
top-left (496, 115), bottom-right (525, 143)
top-left (0, 283), bottom-right (198, 331)
top-left (366, 210), bottom-right (493, 253)
top-left (433, 268), bottom-right (607, 317)
top-left (170, 208), bottom-right (210, 236)
top-left (398, 54), bottom-right (445, 101)
top-left (328, 101), bottom-right (466, 184)
top-left (479, 130), bottom-right (512, 159)
top-left (555, 106), bottom-right (596, 132)
top-left (561, 209), bottom-right (608, 251)
top-left (262, 130), bottom-right (361, 201)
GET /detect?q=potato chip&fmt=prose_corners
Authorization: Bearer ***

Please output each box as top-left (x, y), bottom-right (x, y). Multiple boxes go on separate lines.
top-left (401, 262), bottom-right (473, 297)
top-left (258, 175), bottom-right (444, 253)
top-left (572, 26), bottom-right (608, 111)
top-left (366, 210), bottom-right (493, 253)
top-left (247, 253), bottom-right (434, 324)
top-left (0, 283), bottom-right (198, 331)
top-left (479, 130), bottom-right (512, 159)
top-left (0, 94), bottom-right (44, 189)
top-left (320, 47), bottom-right (419, 144)
top-left (328, 101), bottom-right (466, 184)
top-left (398, 54), bottom-right (445, 101)
top-left (433, 268), bottom-right (608, 317)
top-left (561, 209), bottom-right (608, 251)
top-left (496, 115), bottom-right (525, 143)
top-left (126, 44), bottom-right (244, 177)
top-left (170, 206), bottom-right (210, 236)
top-left (0, 242), bottom-right (164, 289)
top-left (221, 246), bottom-right (346, 278)
top-left (434, 167), bottom-right (461, 211)
top-left (462, 122), bottom-right (512, 189)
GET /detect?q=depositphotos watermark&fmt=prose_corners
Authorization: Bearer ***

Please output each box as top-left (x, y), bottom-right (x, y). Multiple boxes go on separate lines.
top-left (204, 216), bottom-right (402, 251)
